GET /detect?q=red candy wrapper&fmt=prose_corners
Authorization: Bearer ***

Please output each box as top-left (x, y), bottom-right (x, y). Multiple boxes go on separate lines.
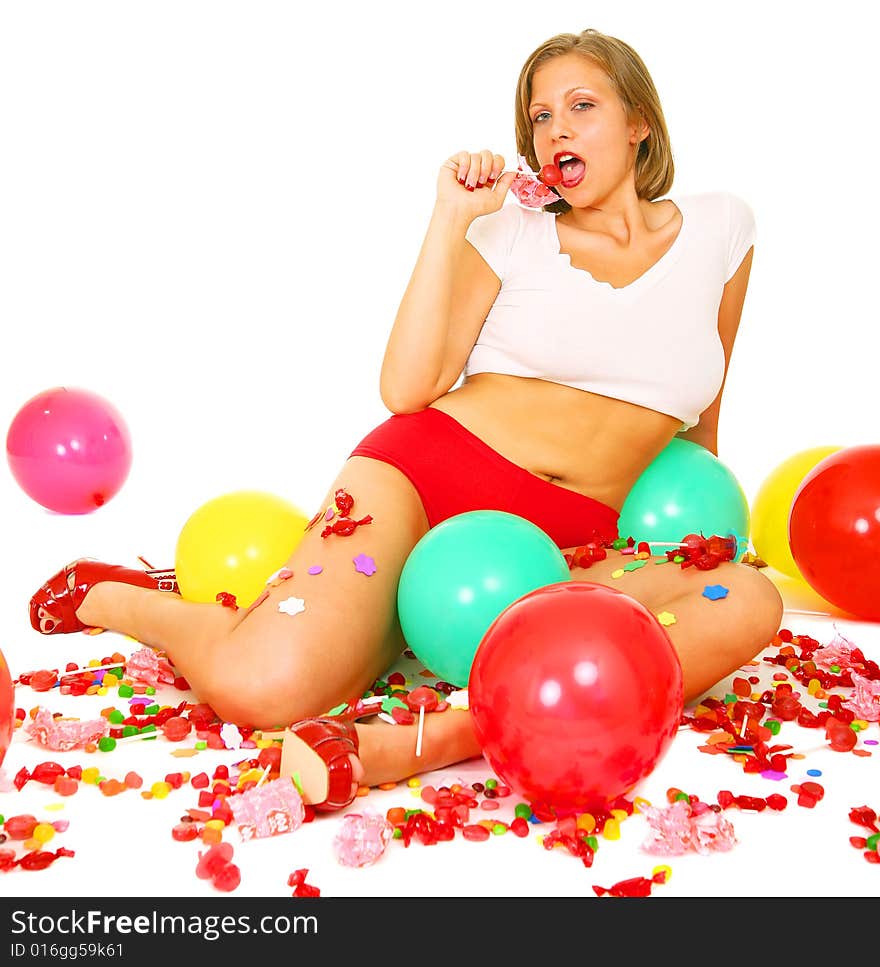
top-left (229, 777), bottom-right (305, 841)
top-left (26, 707), bottom-right (110, 752)
top-left (333, 810), bottom-right (394, 868)
top-left (510, 156), bottom-right (561, 209)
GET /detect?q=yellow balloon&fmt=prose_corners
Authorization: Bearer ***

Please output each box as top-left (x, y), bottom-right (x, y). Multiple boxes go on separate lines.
top-left (750, 446), bottom-right (841, 580)
top-left (175, 489), bottom-right (309, 608)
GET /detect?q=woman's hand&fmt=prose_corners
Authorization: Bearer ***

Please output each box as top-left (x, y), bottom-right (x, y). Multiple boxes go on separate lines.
top-left (436, 149), bottom-right (517, 220)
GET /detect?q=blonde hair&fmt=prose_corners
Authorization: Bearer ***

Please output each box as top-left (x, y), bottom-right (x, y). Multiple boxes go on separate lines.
top-left (514, 28), bottom-right (674, 211)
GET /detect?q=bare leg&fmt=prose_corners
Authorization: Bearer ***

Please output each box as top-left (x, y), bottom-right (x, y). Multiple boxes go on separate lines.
top-left (566, 551), bottom-right (785, 703)
top-left (355, 709), bottom-right (483, 788)
top-left (54, 457), bottom-right (431, 728)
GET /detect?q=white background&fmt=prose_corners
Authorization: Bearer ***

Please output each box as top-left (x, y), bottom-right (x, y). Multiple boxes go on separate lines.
top-left (2, 0), bottom-right (877, 549)
top-left (0, 1), bottom-right (878, 904)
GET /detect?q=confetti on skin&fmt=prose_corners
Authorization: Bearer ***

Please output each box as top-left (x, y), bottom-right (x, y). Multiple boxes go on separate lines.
top-left (656, 611), bottom-right (677, 627)
top-left (353, 553), bottom-right (377, 576)
top-left (702, 584), bottom-right (729, 601)
top-left (611, 568), bottom-right (625, 579)
top-left (307, 565), bottom-right (323, 575)
top-left (624, 559), bottom-right (649, 572)
top-left (278, 596), bottom-right (306, 617)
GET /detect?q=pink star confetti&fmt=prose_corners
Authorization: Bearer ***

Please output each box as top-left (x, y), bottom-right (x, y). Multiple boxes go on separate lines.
top-left (353, 553), bottom-right (377, 576)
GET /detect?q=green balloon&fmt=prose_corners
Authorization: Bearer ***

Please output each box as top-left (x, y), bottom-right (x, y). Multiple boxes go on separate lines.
top-left (617, 438), bottom-right (750, 554)
top-left (397, 510), bottom-right (571, 687)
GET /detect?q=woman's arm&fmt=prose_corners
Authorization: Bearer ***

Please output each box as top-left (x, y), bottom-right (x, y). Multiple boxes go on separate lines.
top-left (380, 152), bottom-right (515, 414)
top-left (676, 245), bottom-right (754, 455)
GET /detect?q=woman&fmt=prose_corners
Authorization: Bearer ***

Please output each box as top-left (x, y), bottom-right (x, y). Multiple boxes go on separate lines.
top-left (28, 28), bottom-right (783, 812)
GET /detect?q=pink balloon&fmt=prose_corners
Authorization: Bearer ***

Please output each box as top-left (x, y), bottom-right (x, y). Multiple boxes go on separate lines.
top-left (6, 386), bottom-right (133, 514)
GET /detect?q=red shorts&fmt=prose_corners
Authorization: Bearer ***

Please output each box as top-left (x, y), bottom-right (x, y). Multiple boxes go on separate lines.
top-left (349, 407), bottom-right (619, 549)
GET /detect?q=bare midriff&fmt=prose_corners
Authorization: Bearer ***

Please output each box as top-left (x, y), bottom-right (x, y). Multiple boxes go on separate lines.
top-left (429, 372), bottom-right (681, 513)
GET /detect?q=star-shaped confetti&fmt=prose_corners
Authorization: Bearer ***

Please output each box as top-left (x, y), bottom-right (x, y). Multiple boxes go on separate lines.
top-left (656, 611), bottom-right (677, 626)
top-left (702, 584), bottom-right (729, 601)
top-left (278, 596), bottom-right (306, 616)
top-left (353, 553), bottom-right (377, 576)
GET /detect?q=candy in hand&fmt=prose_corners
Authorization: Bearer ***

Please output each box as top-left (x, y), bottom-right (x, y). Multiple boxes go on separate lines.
top-left (510, 155), bottom-right (562, 208)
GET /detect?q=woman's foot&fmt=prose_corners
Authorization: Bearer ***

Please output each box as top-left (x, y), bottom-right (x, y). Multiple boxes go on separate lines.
top-left (278, 717), bottom-right (363, 811)
top-left (29, 559), bottom-right (179, 635)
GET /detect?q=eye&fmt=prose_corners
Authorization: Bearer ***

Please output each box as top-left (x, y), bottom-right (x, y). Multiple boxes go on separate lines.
top-left (533, 110), bottom-right (550, 124)
top-left (532, 101), bottom-right (594, 124)
top-left (574, 101), bottom-right (594, 111)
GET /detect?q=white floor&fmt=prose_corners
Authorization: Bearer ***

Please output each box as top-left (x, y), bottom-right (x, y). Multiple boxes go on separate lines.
top-left (1, 482), bottom-right (878, 900)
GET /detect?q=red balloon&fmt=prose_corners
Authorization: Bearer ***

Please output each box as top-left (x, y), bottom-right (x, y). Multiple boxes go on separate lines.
top-left (0, 647), bottom-right (14, 769)
top-left (789, 444), bottom-right (880, 620)
top-left (468, 581), bottom-right (683, 813)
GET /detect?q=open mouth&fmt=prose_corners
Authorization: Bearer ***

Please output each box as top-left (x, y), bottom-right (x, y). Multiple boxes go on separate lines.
top-left (554, 152), bottom-right (586, 188)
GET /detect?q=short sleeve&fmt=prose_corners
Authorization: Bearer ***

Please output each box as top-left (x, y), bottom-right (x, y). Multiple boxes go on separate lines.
top-left (464, 203), bottom-right (520, 280)
top-left (725, 193), bottom-right (757, 282)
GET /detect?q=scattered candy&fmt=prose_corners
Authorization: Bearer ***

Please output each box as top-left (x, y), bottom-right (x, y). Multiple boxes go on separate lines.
top-left (288, 868), bottom-right (321, 897)
top-left (26, 707), bottom-right (110, 751)
top-left (333, 810), bottom-right (394, 867)
top-left (641, 799), bottom-right (737, 855)
top-left (229, 778), bottom-right (305, 841)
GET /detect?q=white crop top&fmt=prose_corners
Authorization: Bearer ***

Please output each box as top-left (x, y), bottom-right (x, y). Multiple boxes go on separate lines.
top-left (463, 191), bottom-right (756, 431)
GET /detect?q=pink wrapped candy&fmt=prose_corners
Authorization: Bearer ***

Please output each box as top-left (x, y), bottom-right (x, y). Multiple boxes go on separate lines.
top-left (26, 706), bottom-right (110, 751)
top-left (126, 647), bottom-right (175, 687)
top-left (333, 810), bottom-right (394, 868)
top-left (640, 799), bottom-right (737, 856)
top-left (510, 156), bottom-right (561, 209)
top-left (229, 777), bottom-right (305, 841)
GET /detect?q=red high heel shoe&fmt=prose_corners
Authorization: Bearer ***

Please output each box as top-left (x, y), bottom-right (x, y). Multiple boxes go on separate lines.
top-left (278, 717), bottom-right (361, 812)
top-left (29, 559), bottom-right (180, 635)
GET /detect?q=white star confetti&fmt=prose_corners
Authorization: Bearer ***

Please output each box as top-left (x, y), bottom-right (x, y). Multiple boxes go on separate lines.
top-left (278, 596), bottom-right (306, 617)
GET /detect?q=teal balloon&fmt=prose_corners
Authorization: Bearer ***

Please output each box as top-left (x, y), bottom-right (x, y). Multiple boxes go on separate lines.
top-left (617, 439), bottom-right (750, 555)
top-left (397, 510), bottom-right (571, 687)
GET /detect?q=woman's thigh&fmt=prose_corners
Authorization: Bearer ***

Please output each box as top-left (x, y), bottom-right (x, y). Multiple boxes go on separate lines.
top-left (565, 549), bottom-right (783, 628)
top-left (217, 455), bottom-right (430, 726)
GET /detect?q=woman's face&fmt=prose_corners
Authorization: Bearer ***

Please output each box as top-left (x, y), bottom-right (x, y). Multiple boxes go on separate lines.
top-left (529, 52), bottom-right (644, 202)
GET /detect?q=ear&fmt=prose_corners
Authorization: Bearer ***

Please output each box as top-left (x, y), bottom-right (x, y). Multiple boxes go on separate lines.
top-left (630, 106), bottom-right (650, 145)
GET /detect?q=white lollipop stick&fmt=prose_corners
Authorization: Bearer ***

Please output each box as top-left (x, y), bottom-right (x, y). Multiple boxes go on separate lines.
top-left (416, 706), bottom-right (425, 758)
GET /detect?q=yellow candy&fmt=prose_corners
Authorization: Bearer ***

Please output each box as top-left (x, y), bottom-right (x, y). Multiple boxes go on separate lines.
top-left (81, 767), bottom-right (100, 784)
top-left (807, 678), bottom-right (821, 696)
top-left (150, 781), bottom-right (172, 799)
top-left (576, 813), bottom-right (596, 833)
top-left (205, 819), bottom-right (226, 831)
top-left (633, 796), bottom-right (652, 812)
top-left (32, 823), bottom-right (55, 843)
top-left (406, 777), bottom-right (421, 788)
top-left (602, 818), bottom-right (621, 840)
top-left (611, 568), bottom-right (625, 579)
top-left (237, 769), bottom-right (265, 786)
top-left (652, 864), bottom-right (672, 881)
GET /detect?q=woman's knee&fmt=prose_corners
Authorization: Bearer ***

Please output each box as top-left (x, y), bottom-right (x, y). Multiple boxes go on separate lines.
top-left (725, 562), bottom-right (784, 644)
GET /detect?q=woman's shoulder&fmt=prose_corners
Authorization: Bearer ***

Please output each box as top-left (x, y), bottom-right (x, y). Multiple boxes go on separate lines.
top-left (675, 190), bottom-right (755, 223)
